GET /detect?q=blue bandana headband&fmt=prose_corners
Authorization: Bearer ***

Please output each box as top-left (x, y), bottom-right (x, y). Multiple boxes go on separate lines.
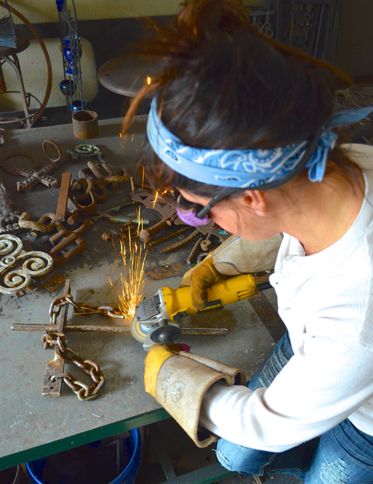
top-left (147, 97), bottom-right (373, 189)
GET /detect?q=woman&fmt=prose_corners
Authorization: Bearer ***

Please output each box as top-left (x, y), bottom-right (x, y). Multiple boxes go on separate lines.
top-left (123, 1), bottom-right (373, 481)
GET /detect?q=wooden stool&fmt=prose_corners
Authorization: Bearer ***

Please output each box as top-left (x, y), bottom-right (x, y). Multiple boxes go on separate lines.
top-left (0, 30), bottom-right (32, 128)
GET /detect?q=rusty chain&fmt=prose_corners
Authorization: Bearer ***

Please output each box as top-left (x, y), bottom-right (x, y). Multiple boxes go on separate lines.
top-left (44, 294), bottom-right (109, 400)
top-left (42, 331), bottom-right (105, 401)
top-left (49, 294), bottom-right (125, 319)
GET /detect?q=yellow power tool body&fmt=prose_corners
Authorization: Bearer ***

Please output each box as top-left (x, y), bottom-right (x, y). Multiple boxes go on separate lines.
top-left (131, 274), bottom-right (258, 348)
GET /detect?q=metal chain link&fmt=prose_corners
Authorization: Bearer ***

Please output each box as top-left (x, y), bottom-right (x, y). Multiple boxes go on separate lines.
top-left (45, 294), bottom-right (109, 400)
top-left (49, 294), bottom-right (124, 319)
top-left (42, 331), bottom-right (105, 401)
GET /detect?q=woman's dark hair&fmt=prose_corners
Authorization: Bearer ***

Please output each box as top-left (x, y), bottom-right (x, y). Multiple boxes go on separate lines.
top-left (123, 0), bottom-right (353, 196)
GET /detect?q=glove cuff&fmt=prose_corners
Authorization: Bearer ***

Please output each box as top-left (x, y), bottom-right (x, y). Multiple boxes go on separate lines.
top-left (155, 354), bottom-right (245, 447)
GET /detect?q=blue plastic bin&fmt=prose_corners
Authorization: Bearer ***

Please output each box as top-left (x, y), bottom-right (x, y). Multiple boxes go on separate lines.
top-left (26, 428), bottom-right (141, 484)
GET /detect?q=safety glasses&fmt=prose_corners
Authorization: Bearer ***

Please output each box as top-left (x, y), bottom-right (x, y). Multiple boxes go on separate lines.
top-left (174, 187), bottom-right (238, 227)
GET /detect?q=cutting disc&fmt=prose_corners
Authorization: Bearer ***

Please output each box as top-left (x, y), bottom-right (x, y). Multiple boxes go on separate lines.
top-left (130, 319), bottom-right (148, 343)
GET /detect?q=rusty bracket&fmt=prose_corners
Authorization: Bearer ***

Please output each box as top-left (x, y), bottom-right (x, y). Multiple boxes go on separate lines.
top-left (49, 218), bottom-right (93, 265)
top-left (68, 177), bottom-right (109, 215)
top-left (18, 212), bottom-right (56, 233)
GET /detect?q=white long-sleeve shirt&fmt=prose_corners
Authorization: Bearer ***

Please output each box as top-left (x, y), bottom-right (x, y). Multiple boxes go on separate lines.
top-left (200, 144), bottom-right (373, 452)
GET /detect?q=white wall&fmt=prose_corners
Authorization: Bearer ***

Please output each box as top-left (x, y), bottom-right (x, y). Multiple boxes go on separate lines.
top-left (9, 0), bottom-right (263, 23)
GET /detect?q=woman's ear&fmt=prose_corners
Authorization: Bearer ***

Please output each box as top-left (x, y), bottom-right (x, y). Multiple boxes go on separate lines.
top-left (242, 190), bottom-right (268, 216)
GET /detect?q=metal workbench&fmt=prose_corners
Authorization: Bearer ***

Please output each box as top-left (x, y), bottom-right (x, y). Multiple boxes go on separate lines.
top-left (0, 116), bottom-right (276, 475)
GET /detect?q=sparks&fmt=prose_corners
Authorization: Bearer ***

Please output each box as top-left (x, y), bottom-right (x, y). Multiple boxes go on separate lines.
top-left (152, 190), bottom-right (159, 208)
top-left (141, 166), bottom-right (145, 189)
top-left (130, 176), bottom-right (135, 194)
top-left (115, 209), bottom-right (147, 321)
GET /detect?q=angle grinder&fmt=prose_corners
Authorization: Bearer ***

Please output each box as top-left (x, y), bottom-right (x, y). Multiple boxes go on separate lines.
top-left (131, 274), bottom-right (259, 349)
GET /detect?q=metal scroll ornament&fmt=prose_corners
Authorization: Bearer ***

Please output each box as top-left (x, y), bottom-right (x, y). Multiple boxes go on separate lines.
top-left (0, 234), bottom-right (53, 294)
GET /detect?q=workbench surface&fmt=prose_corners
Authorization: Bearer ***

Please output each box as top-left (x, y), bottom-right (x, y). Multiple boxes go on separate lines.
top-left (0, 117), bottom-right (275, 471)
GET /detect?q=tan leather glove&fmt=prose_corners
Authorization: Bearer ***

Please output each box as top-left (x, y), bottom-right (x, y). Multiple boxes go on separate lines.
top-left (181, 234), bottom-right (282, 308)
top-left (182, 256), bottom-right (222, 309)
top-left (144, 344), bottom-right (246, 447)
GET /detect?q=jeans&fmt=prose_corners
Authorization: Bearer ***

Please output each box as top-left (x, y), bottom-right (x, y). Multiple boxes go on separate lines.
top-left (215, 332), bottom-right (373, 483)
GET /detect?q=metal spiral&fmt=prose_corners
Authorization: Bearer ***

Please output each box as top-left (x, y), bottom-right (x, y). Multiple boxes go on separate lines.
top-left (0, 234), bottom-right (53, 294)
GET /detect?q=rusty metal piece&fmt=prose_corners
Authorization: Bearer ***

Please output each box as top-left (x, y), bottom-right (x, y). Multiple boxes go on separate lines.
top-left (0, 233), bottom-right (53, 295)
top-left (41, 272), bottom-right (66, 293)
top-left (12, 283), bottom-right (106, 400)
top-left (85, 178), bottom-right (108, 203)
top-left (148, 226), bottom-right (192, 248)
top-left (69, 190), bottom-right (97, 215)
top-left (200, 234), bottom-right (212, 252)
top-left (196, 252), bottom-right (209, 264)
top-left (102, 232), bottom-right (113, 242)
top-left (67, 143), bottom-right (103, 163)
top-left (186, 236), bottom-right (204, 265)
top-left (160, 229), bottom-right (200, 254)
top-left (102, 175), bottom-right (130, 184)
top-left (139, 213), bottom-right (177, 243)
top-left (55, 172), bottom-right (71, 221)
top-left (131, 189), bottom-right (176, 219)
top-left (106, 215), bottom-right (149, 225)
top-left (179, 327), bottom-right (229, 336)
top-left (15, 157), bottom-right (64, 191)
top-left (85, 160), bottom-right (115, 178)
top-left (55, 210), bottom-right (90, 232)
top-left (42, 279), bottom-right (70, 397)
top-left (69, 177), bottom-right (109, 215)
top-left (49, 231), bottom-right (86, 262)
top-left (146, 262), bottom-right (185, 280)
top-left (79, 160), bottom-right (130, 190)
top-left (39, 280), bottom-right (106, 400)
top-left (0, 178), bottom-right (20, 233)
top-left (18, 212), bottom-right (56, 233)
top-left (197, 224), bottom-right (229, 244)
top-left (42, 139), bottom-right (63, 163)
top-left (49, 219), bottom-right (93, 265)
top-left (12, 323), bottom-right (228, 336)
top-left (13, 323), bottom-right (131, 333)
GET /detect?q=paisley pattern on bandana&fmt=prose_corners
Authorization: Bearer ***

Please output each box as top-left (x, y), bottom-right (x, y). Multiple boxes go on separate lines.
top-left (147, 98), bottom-right (373, 189)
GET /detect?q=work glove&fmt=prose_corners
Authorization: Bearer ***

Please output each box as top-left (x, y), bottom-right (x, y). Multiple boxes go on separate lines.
top-left (144, 344), bottom-right (246, 447)
top-left (182, 234), bottom-right (282, 308)
top-left (183, 256), bottom-right (222, 309)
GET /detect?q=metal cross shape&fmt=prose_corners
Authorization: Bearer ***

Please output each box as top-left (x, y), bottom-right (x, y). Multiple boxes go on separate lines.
top-left (12, 279), bottom-right (106, 400)
top-left (15, 159), bottom-right (65, 191)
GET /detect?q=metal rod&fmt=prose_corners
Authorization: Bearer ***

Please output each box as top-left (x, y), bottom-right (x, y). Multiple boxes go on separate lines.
top-left (12, 323), bottom-right (229, 336)
top-left (12, 323), bottom-right (131, 333)
top-left (180, 327), bottom-right (229, 336)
